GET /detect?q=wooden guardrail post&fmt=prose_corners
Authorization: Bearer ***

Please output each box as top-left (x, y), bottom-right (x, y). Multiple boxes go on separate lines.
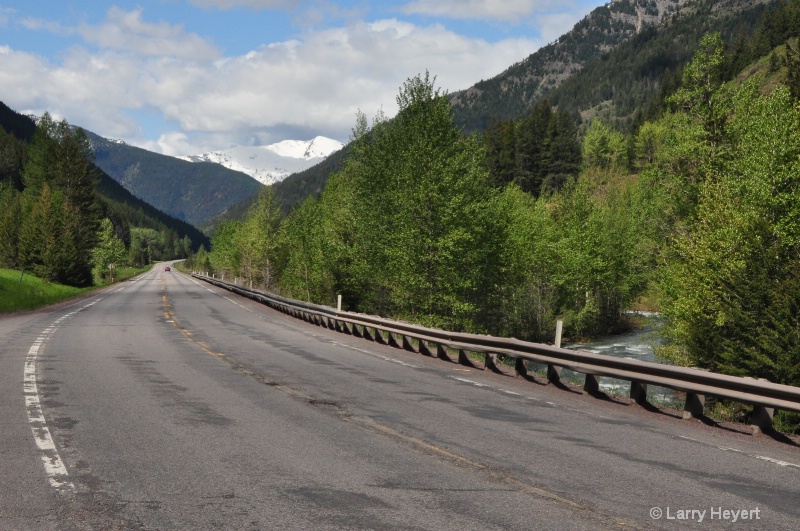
top-left (437, 344), bottom-right (457, 363)
top-left (584, 374), bottom-right (600, 395)
top-left (362, 326), bottom-right (375, 341)
top-left (387, 332), bottom-right (402, 349)
top-left (458, 350), bottom-right (483, 369)
top-left (515, 358), bottom-right (529, 378)
top-left (683, 393), bottom-right (705, 420)
top-left (630, 381), bottom-right (648, 405)
top-left (750, 406), bottom-right (774, 434)
top-left (485, 353), bottom-right (505, 375)
top-left (402, 335), bottom-right (417, 353)
top-left (418, 340), bottom-right (434, 357)
top-left (375, 328), bottom-right (388, 345)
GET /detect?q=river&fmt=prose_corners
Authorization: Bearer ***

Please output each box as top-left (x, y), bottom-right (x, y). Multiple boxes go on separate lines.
top-left (562, 313), bottom-right (679, 404)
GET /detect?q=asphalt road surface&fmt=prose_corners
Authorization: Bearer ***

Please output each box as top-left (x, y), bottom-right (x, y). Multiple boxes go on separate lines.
top-left (1, 265), bottom-right (799, 530)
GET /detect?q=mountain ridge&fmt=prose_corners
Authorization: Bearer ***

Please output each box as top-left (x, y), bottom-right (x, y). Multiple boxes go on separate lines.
top-left (87, 131), bottom-right (263, 227)
top-left (449, 0), bottom-right (772, 132)
top-left (177, 136), bottom-right (344, 185)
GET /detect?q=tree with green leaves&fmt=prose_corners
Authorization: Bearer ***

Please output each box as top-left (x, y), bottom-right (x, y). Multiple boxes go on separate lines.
top-left (482, 117), bottom-right (516, 187)
top-left (235, 186), bottom-right (281, 288)
top-left (18, 115), bottom-right (100, 286)
top-left (341, 72), bottom-right (498, 329)
top-left (209, 220), bottom-right (241, 279)
top-left (514, 100), bottom-right (552, 194)
top-left (18, 183), bottom-right (66, 282)
top-left (491, 185), bottom-right (559, 341)
top-left (0, 183), bottom-right (22, 267)
top-left (667, 32), bottom-right (730, 153)
top-left (276, 196), bottom-right (333, 303)
top-left (658, 77), bottom-right (800, 388)
top-left (92, 218), bottom-right (127, 284)
top-left (582, 119), bottom-right (628, 171)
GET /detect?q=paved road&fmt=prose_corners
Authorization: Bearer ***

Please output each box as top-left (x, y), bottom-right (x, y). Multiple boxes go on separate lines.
top-left (1, 265), bottom-right (798, 530)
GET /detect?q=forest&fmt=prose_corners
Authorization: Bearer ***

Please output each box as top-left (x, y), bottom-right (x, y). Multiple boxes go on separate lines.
top-left (0, 108), bottom-right (206, 287)
top-left (193, 7), bottom-right (800, 432)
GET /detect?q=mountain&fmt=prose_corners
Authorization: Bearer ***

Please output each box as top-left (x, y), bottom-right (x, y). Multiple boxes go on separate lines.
top-left (254, 0), bottom-right (782, 216)
top-left (0, 102), bottom-right (209, 252)
top-left (449, 0), bottom-right (774, 133)
top-left (177, 136), bottom-right (344, 185)
top-left (87, 132), bottom-right (263, 227)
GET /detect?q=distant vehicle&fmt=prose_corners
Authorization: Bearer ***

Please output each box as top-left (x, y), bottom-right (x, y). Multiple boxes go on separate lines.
top-left (165, 266), bottom-right (171, 271)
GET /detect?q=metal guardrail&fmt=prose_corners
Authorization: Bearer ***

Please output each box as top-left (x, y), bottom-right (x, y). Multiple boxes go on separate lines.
top-left (193, 273), bottom-right (800, 434)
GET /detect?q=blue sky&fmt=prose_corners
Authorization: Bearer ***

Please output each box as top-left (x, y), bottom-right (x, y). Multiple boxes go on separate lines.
top-left (0, 0), bottom-right (607, 155)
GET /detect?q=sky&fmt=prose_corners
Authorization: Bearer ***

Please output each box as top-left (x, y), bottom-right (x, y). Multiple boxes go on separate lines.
top-left (0, 0), bottom-right (607, 156)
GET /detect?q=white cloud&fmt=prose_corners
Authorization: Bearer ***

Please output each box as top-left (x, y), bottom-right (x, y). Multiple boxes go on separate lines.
top-left (400, 0), bottom-right (558, 21)
top-left (19, 17), bottom-right (65, 34)
top-left (189, 0), bottom-right (299, 9)
top-left (0, 7), bottom-right (16, 27)
top-left (77, 7), bottom-right (221, 60)
top-left (0, 8), bottom-right (540, 157)
top-left (145, 19), bottom-right (538, 154)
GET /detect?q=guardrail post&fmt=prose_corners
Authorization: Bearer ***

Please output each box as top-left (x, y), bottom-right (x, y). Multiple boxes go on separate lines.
top-left (630, 381), bottom-right (648, 405)
top-left (584, 374), bottom-right (600, 395)
top-left (387, 332), bottom-right (402, 349)
top-left (547, 364), bottom-right (562, 384)
top-left (485, 353), bottom-right (502, 374)
top-left (418, 340), bottom-right (434, 357)
top-left (402, 335), bottom-right (417, 353)
top-left (458, 350), bottom-right (483, 370)
top-left (362, 327), bottom-right (375, 341)
top-left (750, 406), bottom-right (774, 434)
top-left (515, 358), bottom-right (529, 378)
top-left (683, 393), bottom-right (705, 420)
top-left (437, 344), bottom-right (457, 363)
top-left (374, 329), bottom-right (388, 345)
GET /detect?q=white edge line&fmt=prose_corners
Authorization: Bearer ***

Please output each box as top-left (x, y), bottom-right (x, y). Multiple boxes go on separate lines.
top-left (23, 295), bottom-right (109, 493)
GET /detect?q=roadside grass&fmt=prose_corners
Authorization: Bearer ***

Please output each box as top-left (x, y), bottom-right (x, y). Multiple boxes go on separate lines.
top-left (0, 265), bottom-right (152, 314)
top-left (109, 265), bottom-right (152, 283)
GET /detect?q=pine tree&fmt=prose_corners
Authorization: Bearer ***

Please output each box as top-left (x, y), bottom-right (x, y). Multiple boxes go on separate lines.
top-left (514, 101), bottom-right (552, 195)
top-left (0, 184), bottom-right (22, 267)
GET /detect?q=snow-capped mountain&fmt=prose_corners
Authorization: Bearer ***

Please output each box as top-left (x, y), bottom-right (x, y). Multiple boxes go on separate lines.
top-left (178, 136), bottom-right (344, 185)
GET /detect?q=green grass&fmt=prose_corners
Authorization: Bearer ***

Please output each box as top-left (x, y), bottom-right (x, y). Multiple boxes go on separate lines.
top-left (0, 265), bottom-right (152, 314)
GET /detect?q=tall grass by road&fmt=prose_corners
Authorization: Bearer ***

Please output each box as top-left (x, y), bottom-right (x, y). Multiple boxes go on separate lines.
top-left (0, 266), bottom-right (151, 313)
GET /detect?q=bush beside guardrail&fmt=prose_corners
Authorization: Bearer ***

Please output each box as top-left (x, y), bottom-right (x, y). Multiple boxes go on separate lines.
top-left (193, 273), bottom-right (800, 434)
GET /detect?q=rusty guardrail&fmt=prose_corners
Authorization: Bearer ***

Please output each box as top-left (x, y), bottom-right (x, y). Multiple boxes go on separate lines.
top-left (193, 273), bottom-right (800, 434)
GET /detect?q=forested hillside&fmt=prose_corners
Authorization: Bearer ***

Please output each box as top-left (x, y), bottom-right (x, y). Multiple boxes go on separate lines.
top-left (259, 0), bottom-right (783, 214)
top-left (0, 103), bottom-right (209, 286)
top-left (88, 132), bottom-right (263, 227)
top-left (193, 0), bottom-right (800, 431)
top-left (450, 0), bottom-right (774, 133)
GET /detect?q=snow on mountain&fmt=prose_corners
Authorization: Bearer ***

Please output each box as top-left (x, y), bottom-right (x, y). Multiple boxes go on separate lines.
top-left (178, 136), bottom-right (344, 185)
